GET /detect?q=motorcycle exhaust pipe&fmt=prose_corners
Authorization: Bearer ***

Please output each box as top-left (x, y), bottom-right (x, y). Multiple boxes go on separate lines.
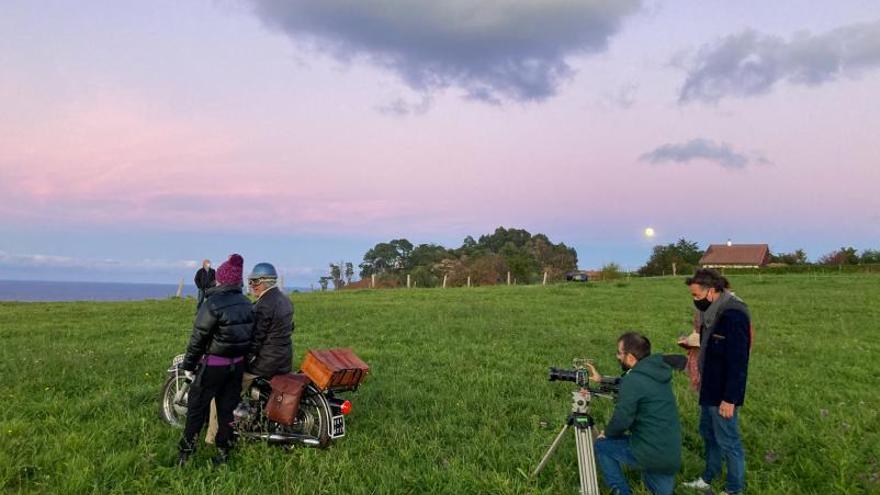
top-left (240, 432), bottom-right (320, 446)
top-left (267, 434), bottom-right (320, 446)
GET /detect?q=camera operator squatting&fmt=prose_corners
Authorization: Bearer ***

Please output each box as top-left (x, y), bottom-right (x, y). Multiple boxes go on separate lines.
top-left (586, 332), bottom-right (681, 495)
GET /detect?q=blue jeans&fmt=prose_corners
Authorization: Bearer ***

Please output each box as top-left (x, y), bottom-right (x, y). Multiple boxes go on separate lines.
top-left (699, 405), bottom-right (746, 493)
top-left (595, 436), bottom-right (675, 495)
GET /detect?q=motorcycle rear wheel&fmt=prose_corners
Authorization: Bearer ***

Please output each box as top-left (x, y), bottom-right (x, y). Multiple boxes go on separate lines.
top-left (288, 386), bottom-right (332, 448)
top-left (237, 386), bottom-right (332, 449)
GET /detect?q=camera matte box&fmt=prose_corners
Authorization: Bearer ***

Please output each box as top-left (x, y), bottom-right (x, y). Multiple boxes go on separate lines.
top-left (300, 348), bottom-right (369, 391)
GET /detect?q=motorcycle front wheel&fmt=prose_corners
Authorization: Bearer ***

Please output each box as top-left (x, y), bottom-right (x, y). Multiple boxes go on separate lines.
top-left (159, 372), bottom-right (189, 428)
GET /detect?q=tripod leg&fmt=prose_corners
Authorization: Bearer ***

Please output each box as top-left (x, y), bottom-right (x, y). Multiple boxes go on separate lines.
top-left (532, 423), bottom-right (570, 478)
top-left (574, 426), bottom-right (601, 495)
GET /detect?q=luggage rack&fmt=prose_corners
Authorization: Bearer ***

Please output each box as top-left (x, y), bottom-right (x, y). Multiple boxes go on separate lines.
top-left (300, 348), bottom-right (370, 393)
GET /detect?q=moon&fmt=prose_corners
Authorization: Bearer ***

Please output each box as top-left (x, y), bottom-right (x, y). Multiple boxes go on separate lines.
top-left (644, 227), bottom-right (655, 238)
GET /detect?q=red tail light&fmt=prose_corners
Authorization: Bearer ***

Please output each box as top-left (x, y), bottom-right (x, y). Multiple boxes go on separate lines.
top-left (340, 400), bottom-right (352, 415)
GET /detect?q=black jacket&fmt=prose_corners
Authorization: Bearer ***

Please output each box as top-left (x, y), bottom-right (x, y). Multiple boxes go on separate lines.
top-left (182, 285), bottom-right (254, 371)
top-left (248, 287), bottom-right (294, 377)
top-left (700, 308), bottom-right (751, 406)
top-left (194, 267), bottom-right (216, 290)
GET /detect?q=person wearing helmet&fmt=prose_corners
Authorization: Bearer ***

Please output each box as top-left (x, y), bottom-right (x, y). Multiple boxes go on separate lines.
top-left (245, 262), bottom-right (294, 382)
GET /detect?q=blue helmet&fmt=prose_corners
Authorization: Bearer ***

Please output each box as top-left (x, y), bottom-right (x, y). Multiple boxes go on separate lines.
top-left (247, 262), bottom-right (278, 280)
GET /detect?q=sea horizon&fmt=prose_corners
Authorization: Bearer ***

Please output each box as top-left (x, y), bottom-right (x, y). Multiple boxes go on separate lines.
top-left (0, 279), bottom-right (311, 302)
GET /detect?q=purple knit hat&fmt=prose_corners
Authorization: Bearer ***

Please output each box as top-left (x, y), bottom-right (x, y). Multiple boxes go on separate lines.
top-left (215, 254), bottom-right (244, 286)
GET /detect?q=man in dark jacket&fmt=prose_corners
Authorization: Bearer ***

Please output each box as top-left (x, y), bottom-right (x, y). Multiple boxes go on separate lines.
top-left (246, 262), bottom-right (293, 379)
top-left (178, 254), bottom-right (253, 466)
top-left (193, 259), bottom-right (215, 310)
top-left (587, 332), bottom-right (681, 495)
top-left (681, 269), bottom-right (750, 495)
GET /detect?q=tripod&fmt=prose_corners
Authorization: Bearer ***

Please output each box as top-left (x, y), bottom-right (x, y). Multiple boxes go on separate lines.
top-left (532, 388), bottom-right (601, 495)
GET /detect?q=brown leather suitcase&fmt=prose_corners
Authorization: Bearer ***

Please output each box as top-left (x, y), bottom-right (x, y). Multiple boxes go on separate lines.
top-left (300, 348), bottom-right (369, 391)
top-left (266, 373), bottom-right (311, 426)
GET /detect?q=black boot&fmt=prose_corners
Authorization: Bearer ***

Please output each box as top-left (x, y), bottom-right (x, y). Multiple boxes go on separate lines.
top-left (211, 446), bottom-right (231, 466)
top-left (177, 438), bottom-right (197, 467)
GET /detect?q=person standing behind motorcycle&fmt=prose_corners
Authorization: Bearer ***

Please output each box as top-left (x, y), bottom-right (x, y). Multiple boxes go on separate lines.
top-left (194, 259), bottom-right (215, 311)
top-left (178, 253), bottom-right (254, 466)
top-left (246, 262), bottom-right (293, 385)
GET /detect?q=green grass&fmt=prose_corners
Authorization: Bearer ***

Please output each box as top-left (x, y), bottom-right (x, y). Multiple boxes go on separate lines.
top-left (1, 274), bottom-right (878, 494)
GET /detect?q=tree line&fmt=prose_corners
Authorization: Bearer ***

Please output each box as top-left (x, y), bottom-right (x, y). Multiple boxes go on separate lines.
top-left (318, 231), bottom-right (880, 288)
top-left (637, 240), bottom-right (880, 277)
top-left (320, 227), bottom-right (578, 289)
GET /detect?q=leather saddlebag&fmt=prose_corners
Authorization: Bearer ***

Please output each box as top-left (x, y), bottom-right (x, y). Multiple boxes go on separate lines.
top-left (265, 373), bottom-right (310, 426)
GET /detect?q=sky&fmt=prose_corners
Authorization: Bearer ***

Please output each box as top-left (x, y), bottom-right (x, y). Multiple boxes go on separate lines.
top-left (1, 0), bottom-right (878, 285)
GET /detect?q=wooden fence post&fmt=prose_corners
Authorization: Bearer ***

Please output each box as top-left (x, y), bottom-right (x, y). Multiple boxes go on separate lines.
top-left (176, 278), bottom-right (184, 298)
top-left (507, 271), bottom-right (511, 286)
top-left (543, 271), bottom-right (548, 286)
top-left (442, 275), bottom-right (447, 288)
top-left (672, 262), bottom-right (677, 277)
top-left (371, 274), bottom-right (376, 289)
top-left (467, 276), bottom-right (471, 288)
top-left (407, 274), bottom-right (411, 288)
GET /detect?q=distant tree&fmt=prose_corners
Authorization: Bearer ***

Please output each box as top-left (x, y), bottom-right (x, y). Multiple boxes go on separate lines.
top-left (329, 263), bottom-right (343, 289)
top-left (476, 226), bottom-right (533, 253)
top-left (318, 276), bottom-right (331, 291)
top-left (359, 239), bottom-right (414, 278)
top-left (859, 249), bottom-right (880, 264)
top-left (770, 248), bottom-right (809, 265)
top-left (600, 262), bottom-right (624, 280)
top-left (500, 241), bottom-right (539, 283)
top-left (638, 238), bottom-right (704, 276)
top-left (458, 235), bottom-right (478, 256)
top-left (818, 247), bottom-right (860, 266)
top-left (409, 265), bottom-right (438, 288)
top-left (344, 262), bottom-right (354, 284)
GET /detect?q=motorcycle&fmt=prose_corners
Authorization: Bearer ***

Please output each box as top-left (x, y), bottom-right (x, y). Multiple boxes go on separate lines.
top-left (159, 354), bottom-right (355, 448)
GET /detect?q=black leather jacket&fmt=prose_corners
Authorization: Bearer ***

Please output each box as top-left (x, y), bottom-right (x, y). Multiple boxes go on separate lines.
top-left (247, 287), bottom-right (294, 377)
top-left (182, 285), bottom-right (254, 371)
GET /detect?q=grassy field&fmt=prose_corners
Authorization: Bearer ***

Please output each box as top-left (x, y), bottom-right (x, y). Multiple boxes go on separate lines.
top-left (1, 274), bottom-right (878, 494)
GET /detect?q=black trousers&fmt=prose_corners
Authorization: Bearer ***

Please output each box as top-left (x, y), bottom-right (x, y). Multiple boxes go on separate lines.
top-left (181, 362), bottom-right (244, 449)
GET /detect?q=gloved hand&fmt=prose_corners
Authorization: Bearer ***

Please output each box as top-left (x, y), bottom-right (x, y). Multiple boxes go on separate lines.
top-left (183, 370), bottom-right (195, 382)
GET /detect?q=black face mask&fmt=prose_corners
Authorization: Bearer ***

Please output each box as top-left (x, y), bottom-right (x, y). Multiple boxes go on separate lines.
top-left (693, 297), bottom-right (712, 312)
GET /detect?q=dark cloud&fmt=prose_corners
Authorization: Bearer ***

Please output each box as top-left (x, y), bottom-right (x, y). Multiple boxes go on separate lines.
top-left (640, 138), bottom-right (766, 169)
top-left (678, 19), bottom-right (880, 103)
top-left (245, 0), bottom-right (642, 103)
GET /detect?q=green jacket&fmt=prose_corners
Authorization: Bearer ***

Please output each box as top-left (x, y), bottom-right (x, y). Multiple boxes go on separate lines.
top-left (604, 354), bottom-right (682, 474)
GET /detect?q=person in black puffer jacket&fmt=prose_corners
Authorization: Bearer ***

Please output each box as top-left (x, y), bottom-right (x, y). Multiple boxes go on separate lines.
top-left (177, 253), bottom-right (254, 466)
